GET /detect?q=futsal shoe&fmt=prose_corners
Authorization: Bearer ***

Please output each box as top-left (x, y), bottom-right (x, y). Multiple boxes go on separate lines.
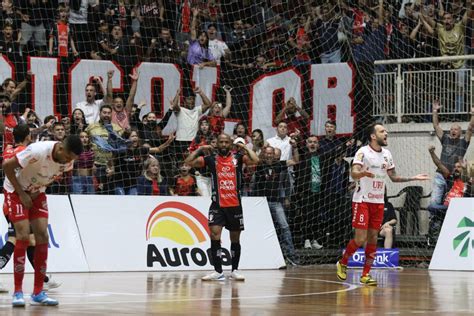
top-left (304, 239), bottom-right (312, 249)
top-left (44, 275), bottom-right (62, 291)
top-left (230, 270), bottom-right (245, 281)
top-left (202, 271), bottom-right (225, 281)
top-left (30, 291), bottom-right (59, 306)
top-left (360, 274), bottom-right (377, 286)
top-left (336, 261), bottom-right (347, 281)
top-left (12, 292), bottom-right (25, 307)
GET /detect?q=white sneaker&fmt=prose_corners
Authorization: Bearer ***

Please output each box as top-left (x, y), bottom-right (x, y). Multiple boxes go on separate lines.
top-left (304, 239), bottom-right (312, 249)
top-left (230, 270), bottom-right (245, 281)
top-left (201, 271), bottom-right (225, 281)
top-left (312, 240), bottom-right (323, 250)
top-left (0, 282), bottom-right (8, 293)
top-left (43, 275), bottom-right (61, 291)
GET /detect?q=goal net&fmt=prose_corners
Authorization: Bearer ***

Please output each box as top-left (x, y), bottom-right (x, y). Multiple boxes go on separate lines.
top-left (0, 0), bottom-right (473, 267)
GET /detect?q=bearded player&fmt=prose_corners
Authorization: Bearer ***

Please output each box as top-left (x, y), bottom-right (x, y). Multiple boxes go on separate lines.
top-left (336, 123), bottom-right (429, 286)
top-left (3, 134), bottom-right (83, 306)
top-left (185, 134), bottom-right (259, 281)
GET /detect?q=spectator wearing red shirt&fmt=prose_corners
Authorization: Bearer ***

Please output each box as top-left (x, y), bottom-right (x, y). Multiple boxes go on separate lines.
top-left (48, 7), bottom-right (79, 58)
top-left (274, 97), bottom-right (310, 138)
top-left (0, 93), bottom-right (17, 148)
top-left (169, 163), bottom-right (201, 196)
top-left (188, 117), bottom-right (212, 152)
top-left (206, 85), bottom-right (232, 135)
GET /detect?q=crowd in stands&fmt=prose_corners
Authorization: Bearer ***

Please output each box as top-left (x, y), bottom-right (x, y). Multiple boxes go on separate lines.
top-left (0, 0), bottom-right (473, 258)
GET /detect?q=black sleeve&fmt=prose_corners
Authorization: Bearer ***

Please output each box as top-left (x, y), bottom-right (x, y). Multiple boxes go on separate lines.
top-left (158, 109), bottom-right (173, 130)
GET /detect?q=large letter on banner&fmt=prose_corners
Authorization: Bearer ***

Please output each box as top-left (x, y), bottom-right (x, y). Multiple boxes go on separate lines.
top-left (310, 63), bottom-right (354, 136)
top-left (134, 62), bottom-right (181, 134)
top-left (249, 68), bottom-right (303, 138)
top-left (191, 65), bottom-right (219, 107)
top-left (69, 60), bottom-right (123, 113)
top-left (28, 57), bottom-right (59, 120)
top-left (0, 55), bottom-right (14, 82)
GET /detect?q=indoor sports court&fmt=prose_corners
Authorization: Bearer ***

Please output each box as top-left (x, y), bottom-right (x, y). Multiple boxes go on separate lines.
top-left (0, 267), bottom-right (471, 315)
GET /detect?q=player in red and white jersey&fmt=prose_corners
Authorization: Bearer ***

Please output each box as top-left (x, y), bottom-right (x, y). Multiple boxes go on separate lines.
top-left (185, 134), bottom-right (259, 281)
top-left (3, 135), bottom-right (83, 307)
top-left (336, 123), bottom-right (429, 286)
top-left (0, 124), bottom-right (61, 293)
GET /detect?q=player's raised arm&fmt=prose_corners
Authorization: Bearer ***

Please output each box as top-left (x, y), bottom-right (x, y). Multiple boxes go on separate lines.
top-left (184, 145), bottom-right (212, 168)
top-left (387, 168), bottom-right (430, 183)
top-left (238, 143), bottom-right (259, 166)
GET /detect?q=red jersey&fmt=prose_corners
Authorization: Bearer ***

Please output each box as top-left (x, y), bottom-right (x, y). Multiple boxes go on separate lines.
top-left (2, 113), bottom-right (18, 148)
top-left (198, 153), bottom-right (244, 208)
top-left (208, 115), bottom-right (225, 135)
top-left (3, 144), bottom-right (26, 160)
top-left (2, 144), bottom-right (26, 215)
top-left (444, 178), bottom-right (465, 206)
top-left (172, 175), bottom-right (198, 196)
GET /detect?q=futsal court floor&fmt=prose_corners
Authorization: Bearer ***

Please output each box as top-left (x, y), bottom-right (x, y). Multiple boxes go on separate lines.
top-left (0, 267), bottom-right (471, 315)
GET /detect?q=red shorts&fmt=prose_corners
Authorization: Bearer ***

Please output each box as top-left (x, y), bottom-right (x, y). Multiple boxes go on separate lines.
top-left (3, 192), bottom-right (48, 223)
top-left (352, 202), bottom-right (384, 230)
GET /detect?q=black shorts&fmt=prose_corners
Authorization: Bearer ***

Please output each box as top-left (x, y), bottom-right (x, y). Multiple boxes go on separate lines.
top-left (208, 203), bottom-right (244, 231)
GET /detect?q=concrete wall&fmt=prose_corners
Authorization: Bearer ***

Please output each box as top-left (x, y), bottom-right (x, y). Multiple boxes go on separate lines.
top-left (379, 122), bottom-right (473, 235)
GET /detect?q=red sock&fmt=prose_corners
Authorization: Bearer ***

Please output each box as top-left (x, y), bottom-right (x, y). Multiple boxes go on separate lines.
top-left (13, 240), bottom-right (29, 293)
top-left (33, 243), bottom-right (48, 295)
top-left (362, 243), bottom-right (377, 276)
top-left (340, 239), bottom-right (360, 265)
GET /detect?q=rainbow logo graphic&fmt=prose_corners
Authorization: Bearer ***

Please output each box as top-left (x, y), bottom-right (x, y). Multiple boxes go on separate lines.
top-left (145, 201), bottom-right (210, 246)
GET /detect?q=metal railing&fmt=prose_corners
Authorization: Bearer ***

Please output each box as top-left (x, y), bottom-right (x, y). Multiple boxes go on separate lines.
top-left (373, 55), bottom-right (474, 122)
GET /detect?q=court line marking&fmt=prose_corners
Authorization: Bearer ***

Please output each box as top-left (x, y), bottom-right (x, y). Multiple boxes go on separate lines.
top-left (0, 276), bottom-right (360, 308)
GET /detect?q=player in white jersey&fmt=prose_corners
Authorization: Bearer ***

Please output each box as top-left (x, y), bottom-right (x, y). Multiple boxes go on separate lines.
top-left (2, 135), bottom-right (83, 307)
top-left (336, 123), bottom-right (429, 286)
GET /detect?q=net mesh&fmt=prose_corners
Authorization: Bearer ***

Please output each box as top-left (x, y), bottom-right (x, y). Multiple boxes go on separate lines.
top-left (0, 0), bottom-right (473, 267)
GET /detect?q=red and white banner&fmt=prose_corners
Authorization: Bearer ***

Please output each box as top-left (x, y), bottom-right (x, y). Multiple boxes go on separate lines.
top-left (0, 57), bottom-right (355, 138)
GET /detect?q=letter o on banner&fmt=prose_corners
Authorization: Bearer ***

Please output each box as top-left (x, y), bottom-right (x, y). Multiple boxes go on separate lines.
top-left (0, 55), bottom-right (14, 82)
top-left (69, 60), bottom-right (124, 112)
top-left (249, 69), bottom-right (303, 138)
top-left (134, 62), bottom-right (182, 134)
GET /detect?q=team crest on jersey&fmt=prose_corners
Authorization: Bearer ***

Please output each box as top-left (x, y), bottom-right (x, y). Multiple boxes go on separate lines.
top-left (356, 152), bottom-right (364, 161)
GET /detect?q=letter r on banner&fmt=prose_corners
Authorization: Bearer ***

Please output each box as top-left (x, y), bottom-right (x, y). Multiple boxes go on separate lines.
top-left (311, 63), bottom-right (354, 136)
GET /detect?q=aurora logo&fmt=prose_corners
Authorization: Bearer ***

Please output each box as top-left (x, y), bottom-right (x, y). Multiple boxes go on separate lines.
top-left (453, 217), bottom-right (474, 258)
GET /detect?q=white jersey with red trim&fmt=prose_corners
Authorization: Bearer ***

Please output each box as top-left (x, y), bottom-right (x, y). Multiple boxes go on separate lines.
top-left (3, 141), bottom-right (74, 194)
top-left (352, 145), bottom-right (395, 204)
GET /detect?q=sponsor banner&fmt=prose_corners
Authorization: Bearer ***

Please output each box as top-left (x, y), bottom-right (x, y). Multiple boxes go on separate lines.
top-left (0, 195), bottom-right (88, 273)
top-left (71, 196), bottom-right (285, 271)
top-left (347, 248), bottom-right (399, 268)
top-left (430, 198), bottom-right (474, 271)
